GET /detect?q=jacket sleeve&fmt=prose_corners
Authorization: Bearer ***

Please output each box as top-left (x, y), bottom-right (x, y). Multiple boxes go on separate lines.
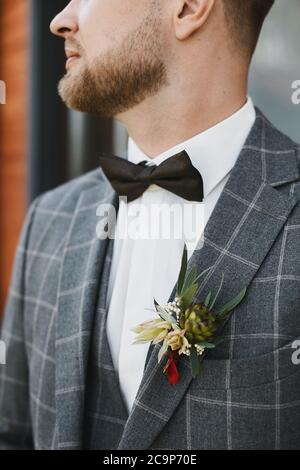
top-left (0, 196), bottom-right (42, 449)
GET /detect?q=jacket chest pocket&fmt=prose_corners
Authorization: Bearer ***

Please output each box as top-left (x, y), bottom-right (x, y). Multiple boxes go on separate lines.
top-left (189, 340), bottom-right (299, 391)
top-left (186, 342), bottom-right (300, 449)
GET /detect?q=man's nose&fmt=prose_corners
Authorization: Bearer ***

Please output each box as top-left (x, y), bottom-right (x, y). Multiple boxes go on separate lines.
top-left (50, 2), bottom-right (79, 38)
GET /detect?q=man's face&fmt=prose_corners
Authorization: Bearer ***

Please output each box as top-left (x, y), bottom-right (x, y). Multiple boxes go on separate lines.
top-left (50, 0), bottom-right (169, 118)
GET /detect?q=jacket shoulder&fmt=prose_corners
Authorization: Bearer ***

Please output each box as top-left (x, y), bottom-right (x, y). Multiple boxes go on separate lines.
top-left (255, 107), bottom-right (300, 153)
top-left (19, 168), bottom-right (107, 259)
top-left (36, 168), bottom-right (105, 214)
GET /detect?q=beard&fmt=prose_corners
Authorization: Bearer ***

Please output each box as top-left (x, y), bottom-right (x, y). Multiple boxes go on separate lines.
top-left (58, 7), bottom-right (168, 118)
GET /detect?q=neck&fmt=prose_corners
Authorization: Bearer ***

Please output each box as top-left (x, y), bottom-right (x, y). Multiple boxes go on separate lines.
top-left (116, 61), bottom-right (249, 158)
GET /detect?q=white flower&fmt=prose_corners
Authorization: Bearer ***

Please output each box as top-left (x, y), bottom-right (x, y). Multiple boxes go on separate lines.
top-left (195, 344), bottom-right (205, 356)
top-left (131, 318), bottom-right (172, 345)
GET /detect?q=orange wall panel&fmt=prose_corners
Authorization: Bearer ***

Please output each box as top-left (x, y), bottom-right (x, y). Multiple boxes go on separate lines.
top-left (0, 0), bottom-right (29, 314)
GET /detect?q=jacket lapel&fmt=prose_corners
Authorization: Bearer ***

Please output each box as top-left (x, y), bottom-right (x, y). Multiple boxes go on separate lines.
top-left (118, 110), bottom-right (300, 449)
top-left (55, 172), bottom-right (117, 449)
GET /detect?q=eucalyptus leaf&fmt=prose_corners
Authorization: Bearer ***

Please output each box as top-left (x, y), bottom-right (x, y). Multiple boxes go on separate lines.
top-left (182, 266), bottom-right (198, 294)
top-left (193, 265), bottom-right (213, 284)
top-left (156, 304), bottom-right (176, 325)
top-left (204, 291), bottom-right (212, 307)
top-left (217, 287), bottom-right (247, 318)
top-left (209, 272), bottom-right (224, 311)
top-left (197, 341), bottom-right (216, 349)
top-left (176, 245), bottom-right (188, 296)
top-left (181, 283), bottom-right (198, 311)
top-left (190, 346), bottom-right (200, 378)
top-left (212, 336), bottom-right (225, 346)
top-left (158, 339), bottom-right (169, 362)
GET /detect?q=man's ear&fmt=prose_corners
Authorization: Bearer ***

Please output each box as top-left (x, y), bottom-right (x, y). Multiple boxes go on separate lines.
top-left (173, 0), bottom-right (217, 41)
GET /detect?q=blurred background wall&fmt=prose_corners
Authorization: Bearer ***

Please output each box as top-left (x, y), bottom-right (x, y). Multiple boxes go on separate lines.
top-left (0, 0), bottom-right (299, 314)
top-left (249, 0), bottom-right (300, 142)
top-left (0, 0), bottom-right (29, 314)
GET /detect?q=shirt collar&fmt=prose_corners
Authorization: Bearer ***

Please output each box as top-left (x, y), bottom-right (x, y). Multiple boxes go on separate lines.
top-left (127, 97), bottom-right (256, 198)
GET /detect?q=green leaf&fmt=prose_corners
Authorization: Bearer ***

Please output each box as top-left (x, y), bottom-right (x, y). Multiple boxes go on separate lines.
top-left (209, 272), bottom-right (224, 311)
top-left (193, 265), bottom-right (213, 284)
top-left (204, 291), bottom-right (212, 307)
top-left (197, 341), bottom-right (216, 349)
top-left (176, 245), bottom-right (188, 296)
top-left (190, 346), bottom-right (201, 378)
top-left (155, 303), bottom-right (176, 325)
top-left (158, 339), bottom-right (169, 362)
top-left (217, 287), bottom-right (247, 319)
top-left (182, 266), bottom-right (198, 295)
top-left (212, 336), bottom-right (225, 346)
top-left (181, 283), bottom-right (198, 311)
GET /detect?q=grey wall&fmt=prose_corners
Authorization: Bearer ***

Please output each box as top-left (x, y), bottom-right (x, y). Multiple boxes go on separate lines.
top-left (249, 0), bottom-right (300, 143)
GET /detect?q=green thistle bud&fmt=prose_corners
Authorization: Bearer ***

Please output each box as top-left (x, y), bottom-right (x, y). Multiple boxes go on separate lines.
top-left (179, 303), bottom-right (217, 344)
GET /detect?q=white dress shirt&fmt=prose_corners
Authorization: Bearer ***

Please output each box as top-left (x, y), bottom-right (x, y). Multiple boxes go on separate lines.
top-left (106, 98), bottom-right (256, 413)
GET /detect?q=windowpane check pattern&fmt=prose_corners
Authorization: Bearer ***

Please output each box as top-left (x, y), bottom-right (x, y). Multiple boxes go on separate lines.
top-left (1, 109), bottom-right (300, 450)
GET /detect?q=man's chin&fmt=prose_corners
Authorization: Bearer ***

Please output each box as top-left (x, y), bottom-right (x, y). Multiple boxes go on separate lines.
top-left (57, 77), bottom-right (113, 117)
top-left (58, 72), bottom-right (87, 111)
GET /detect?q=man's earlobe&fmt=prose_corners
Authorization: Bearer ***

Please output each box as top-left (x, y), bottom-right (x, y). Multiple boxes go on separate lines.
top-left (174, 0), bottom-right (216, 41)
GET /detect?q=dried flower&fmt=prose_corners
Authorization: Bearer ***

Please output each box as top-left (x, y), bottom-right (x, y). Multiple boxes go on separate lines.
top-left (131, 319), bottom-right (172, 345)
top-left (166, 329), bottom-right (190, 355)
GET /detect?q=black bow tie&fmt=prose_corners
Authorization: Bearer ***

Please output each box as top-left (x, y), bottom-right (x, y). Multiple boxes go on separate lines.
top-left (99, 150), bottom-right (204, 203)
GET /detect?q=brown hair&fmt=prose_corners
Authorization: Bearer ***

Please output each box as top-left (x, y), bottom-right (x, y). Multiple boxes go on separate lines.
top-left (223, 0), bottom-right (275, 55)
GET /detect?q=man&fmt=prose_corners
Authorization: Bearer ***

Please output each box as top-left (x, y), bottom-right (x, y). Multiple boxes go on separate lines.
top-left (0, 0), bottom-right (299, 450)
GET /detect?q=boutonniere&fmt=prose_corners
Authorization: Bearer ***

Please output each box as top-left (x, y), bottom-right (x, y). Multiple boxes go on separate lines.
top-left (132, 245), bottom-right (247, 385)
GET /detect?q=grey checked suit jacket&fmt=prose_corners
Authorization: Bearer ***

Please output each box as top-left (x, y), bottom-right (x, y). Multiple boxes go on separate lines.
top-left (1, 109), bottom-right (300, 450)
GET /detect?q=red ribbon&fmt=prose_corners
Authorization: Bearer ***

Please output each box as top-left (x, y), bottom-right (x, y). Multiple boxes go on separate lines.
top-left (164, 350), bottom-right (180, 385)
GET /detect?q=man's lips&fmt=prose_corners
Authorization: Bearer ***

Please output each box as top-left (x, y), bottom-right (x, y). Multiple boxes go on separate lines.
top-left (65, 49), bottom-right (80, 59)
top-left (65, 49), bottom-right (81, 68)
